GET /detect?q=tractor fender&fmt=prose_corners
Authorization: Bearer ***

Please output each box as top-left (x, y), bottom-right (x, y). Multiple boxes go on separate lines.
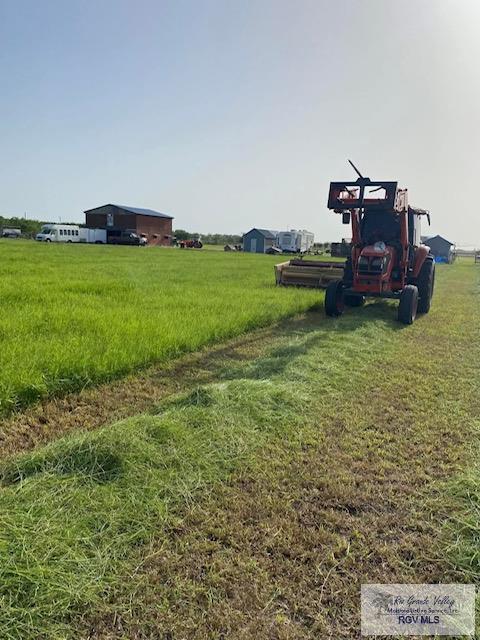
top-left (412, 245), bottom-right (431, 278)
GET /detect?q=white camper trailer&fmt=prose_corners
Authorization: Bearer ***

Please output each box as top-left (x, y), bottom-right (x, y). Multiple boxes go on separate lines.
top-left (277, 229), bottom-right (314, 254)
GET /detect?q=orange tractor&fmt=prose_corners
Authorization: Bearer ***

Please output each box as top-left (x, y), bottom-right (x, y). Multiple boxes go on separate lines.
top-left (324, 162), bottom-right (434, 324)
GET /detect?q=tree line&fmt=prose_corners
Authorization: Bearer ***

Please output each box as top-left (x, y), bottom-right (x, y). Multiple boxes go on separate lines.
top-left (0, 216), bottom-right (47, 237)
top-left (174, 230), bottom-right (242, 245)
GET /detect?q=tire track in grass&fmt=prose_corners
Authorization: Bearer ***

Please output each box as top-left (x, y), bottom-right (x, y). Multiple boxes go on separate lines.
top-left (77, 263), bottom-right (480, 639)
top-left (0, 315), bottom-right (319, 459)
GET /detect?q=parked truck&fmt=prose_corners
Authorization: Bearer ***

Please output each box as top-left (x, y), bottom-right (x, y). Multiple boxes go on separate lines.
top-left (106, 229), bottom-right (147, 246)
top-left (1, 228), bottom-right (21, 238)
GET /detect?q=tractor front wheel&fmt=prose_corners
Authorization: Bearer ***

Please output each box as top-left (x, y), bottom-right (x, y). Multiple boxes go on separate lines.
top-left (398, 285), bottom-right (418, 325)
top-left (325, 280), bottom-right (345, 317)
top-left (417, 257), bottom-right (435, 313)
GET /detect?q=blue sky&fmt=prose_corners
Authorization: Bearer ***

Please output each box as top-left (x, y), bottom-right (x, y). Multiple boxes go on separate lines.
top-left (1, 0), bottom-right (479, 244)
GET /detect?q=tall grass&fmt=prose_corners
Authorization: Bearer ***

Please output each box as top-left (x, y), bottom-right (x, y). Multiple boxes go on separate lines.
top-left (0, 241), bottom-right (319, 413)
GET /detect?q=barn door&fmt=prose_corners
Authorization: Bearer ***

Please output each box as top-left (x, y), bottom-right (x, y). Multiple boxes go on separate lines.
top-left (251, 238), bottom-right (257, 252)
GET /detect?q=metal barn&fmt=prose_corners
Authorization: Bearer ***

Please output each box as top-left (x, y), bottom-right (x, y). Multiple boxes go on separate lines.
top-left (243, 228), bottom-right (277, 253)
top-left (423, 235), bottom-right (455, 263)
top-left (84, 204), bottom-right (174, 246)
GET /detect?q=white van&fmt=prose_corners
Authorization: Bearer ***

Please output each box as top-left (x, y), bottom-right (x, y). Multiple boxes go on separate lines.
top-left (35, 224), bottom-right (81, 243)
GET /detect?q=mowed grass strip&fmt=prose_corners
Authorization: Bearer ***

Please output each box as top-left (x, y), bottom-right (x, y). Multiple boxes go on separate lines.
top-left (439, 264), bottom-right (480, 594)
top-left (82, 260), bottom-right (480, 638)
top-left (0, 241), bottom-right (319, 413)
top-left (0, 261), bottom-right (477, 638)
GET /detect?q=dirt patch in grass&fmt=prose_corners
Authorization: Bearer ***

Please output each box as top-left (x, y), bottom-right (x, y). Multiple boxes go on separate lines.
top-left (0, 314), bottom-right (316, 459)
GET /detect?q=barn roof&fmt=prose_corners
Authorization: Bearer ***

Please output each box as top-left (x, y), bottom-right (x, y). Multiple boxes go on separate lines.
top-left (244, 228), bottom-right (277, 239)
top-left (84, 204), bottom-right (173, 219)
top-left (423, 234), bottom-right (454, 246)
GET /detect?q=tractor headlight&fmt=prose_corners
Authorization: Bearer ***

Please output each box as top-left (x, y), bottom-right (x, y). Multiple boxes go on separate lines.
top-left (370, 257), bottom-right (384, 271)
top-left (358, 256), bottom-right (369, 272)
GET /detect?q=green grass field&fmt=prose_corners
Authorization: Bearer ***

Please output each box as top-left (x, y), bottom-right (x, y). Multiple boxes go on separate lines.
top-left (0, 241), bottom-right (319, 413)
top-left (0, 259), bottom-right (478, 638)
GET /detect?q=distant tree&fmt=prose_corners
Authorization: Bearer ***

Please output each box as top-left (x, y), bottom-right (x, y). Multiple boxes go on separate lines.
top-left (0, 216), bottom-right (84, 238)
top-left (173, 230), bottom-right (242, 245)
top-left (0, 215), bottom-right (45, 238)
top-left (201, 233), bottom-right (242, 245)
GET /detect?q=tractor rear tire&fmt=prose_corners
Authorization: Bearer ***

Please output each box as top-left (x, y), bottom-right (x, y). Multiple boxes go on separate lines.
top-left (417, 258), bottom-right (435, 314)
top-left (344, 294), bottom-right (365, 307)
top-left (325, 280), bottom-right (345, 317)
top-left (398, 285), bottom-right (418, 325)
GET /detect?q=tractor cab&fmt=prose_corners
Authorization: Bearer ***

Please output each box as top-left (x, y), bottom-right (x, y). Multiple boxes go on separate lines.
top-left (360, 209), bottom-right (401, 246)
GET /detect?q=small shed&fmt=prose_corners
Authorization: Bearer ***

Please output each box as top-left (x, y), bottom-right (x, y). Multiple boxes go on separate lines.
top-left (423, 235), bottom-right (455, 263)
top-left (243, 228), bottom-right (277, 253)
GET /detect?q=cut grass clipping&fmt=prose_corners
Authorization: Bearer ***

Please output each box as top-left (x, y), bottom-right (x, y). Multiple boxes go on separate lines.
top-left (0, 241), bottom-right (320, 413)
top-left (0, 379), bottom-right (308, 639)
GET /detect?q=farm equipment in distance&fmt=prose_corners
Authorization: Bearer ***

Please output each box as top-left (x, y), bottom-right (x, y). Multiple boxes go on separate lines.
top-left (179, 239), bottom-right (203, 249)
top-left (276, 161), bottom-right (435, 324)
top-left (330, 239), bottom-right (351, 257)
